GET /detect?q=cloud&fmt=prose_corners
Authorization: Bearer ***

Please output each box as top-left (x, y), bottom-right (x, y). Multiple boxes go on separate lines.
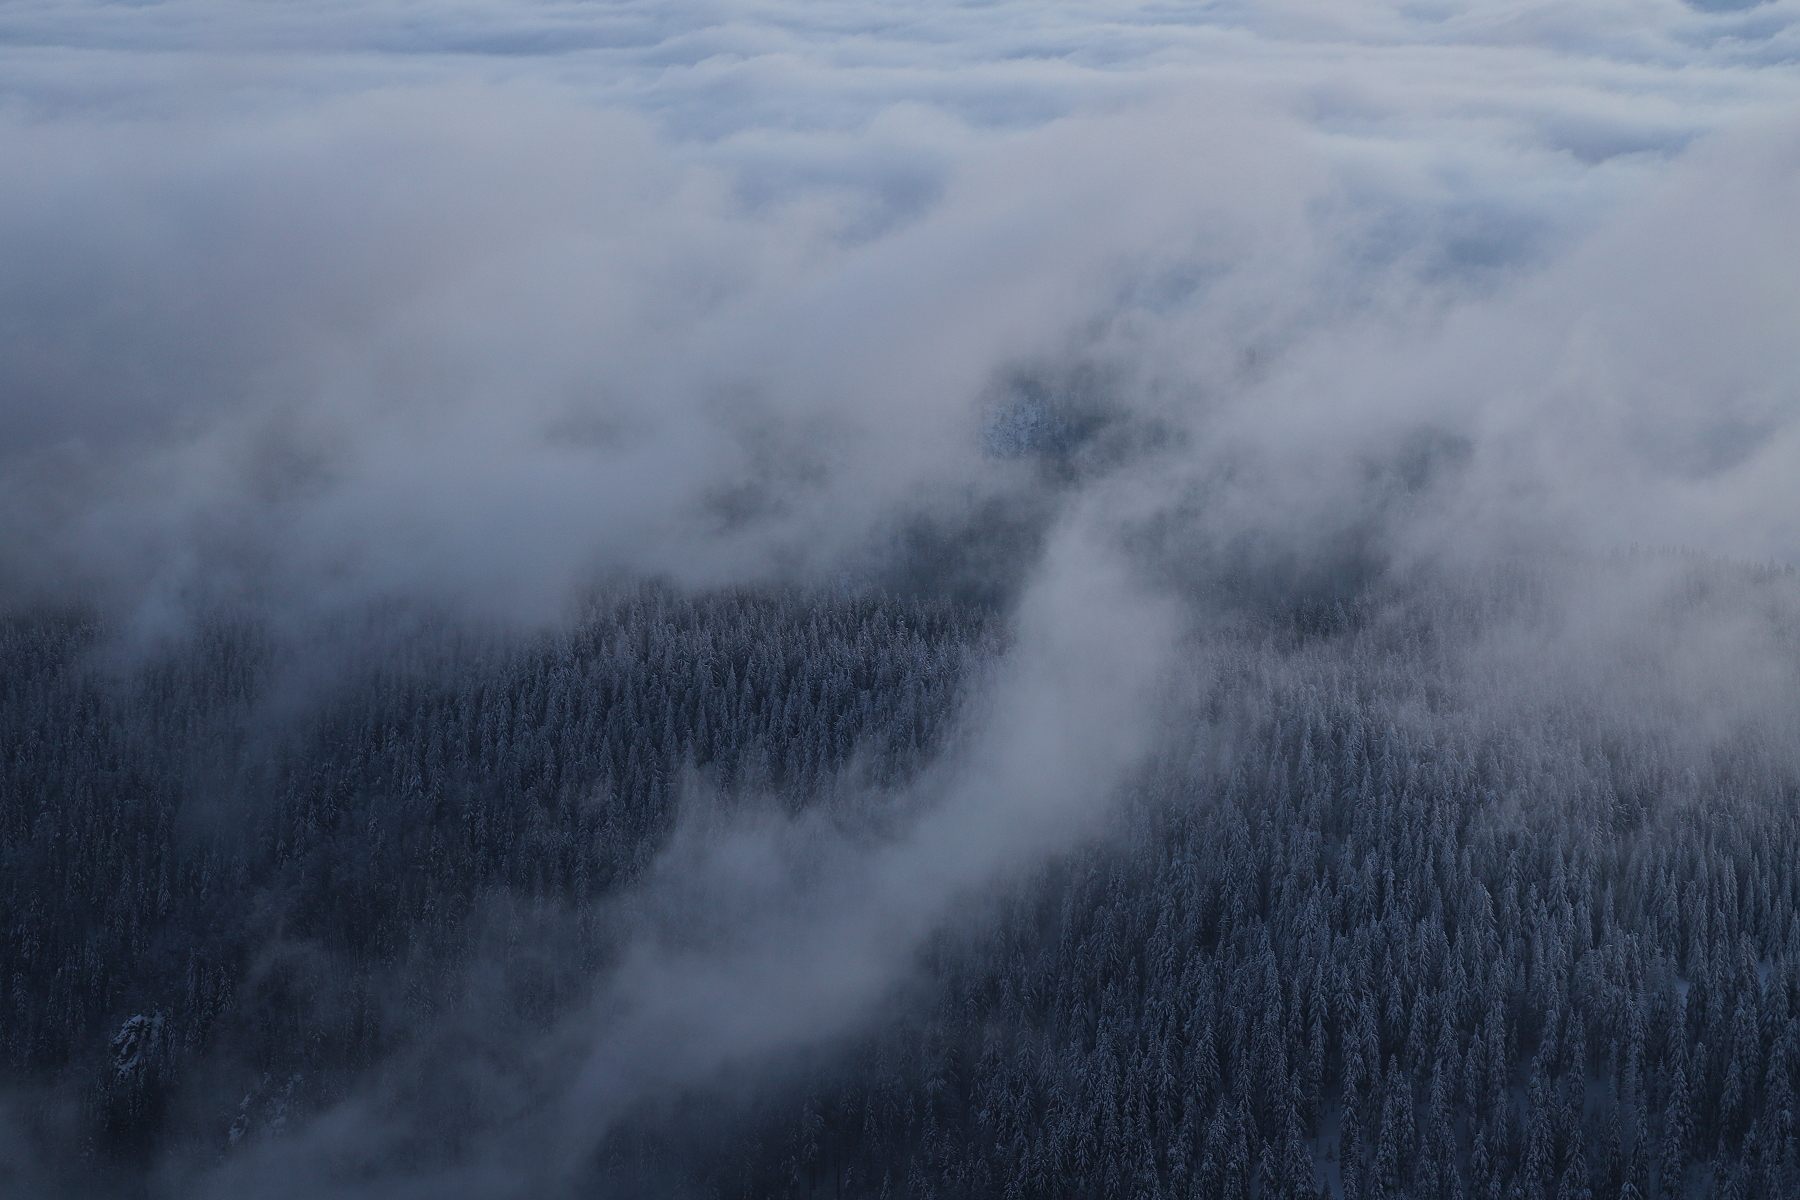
top-left (3, 2), bottom-right (1798, 626)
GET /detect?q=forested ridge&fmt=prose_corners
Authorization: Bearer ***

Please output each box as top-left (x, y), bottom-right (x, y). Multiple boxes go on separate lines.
top-left (0, 588), bottom-right (993, 1188)
top-left (698, 630), bottom-right (1800, 1200)
top-left (5, 565), bottom-right (1800, 1199)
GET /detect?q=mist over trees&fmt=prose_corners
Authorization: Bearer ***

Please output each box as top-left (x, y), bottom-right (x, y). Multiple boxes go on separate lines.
top-left (7, 1), bottom-right (1800, 1197)
top-left (7, 553), bottom-right (1800, 1199)
top-left (0, 590), bottom-right (989, 1172)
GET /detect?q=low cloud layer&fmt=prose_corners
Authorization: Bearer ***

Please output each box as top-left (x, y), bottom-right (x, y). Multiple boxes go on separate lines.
top-left (4, 0), bottom-right (1799, 623)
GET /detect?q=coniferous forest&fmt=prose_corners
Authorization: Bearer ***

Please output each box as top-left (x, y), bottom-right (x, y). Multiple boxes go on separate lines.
top-left (8, 553), bottom-right (1800, 1200)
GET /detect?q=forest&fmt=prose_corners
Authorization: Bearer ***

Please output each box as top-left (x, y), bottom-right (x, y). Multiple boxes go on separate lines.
top-left (6, 553), bottom-right (1800, 1200)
